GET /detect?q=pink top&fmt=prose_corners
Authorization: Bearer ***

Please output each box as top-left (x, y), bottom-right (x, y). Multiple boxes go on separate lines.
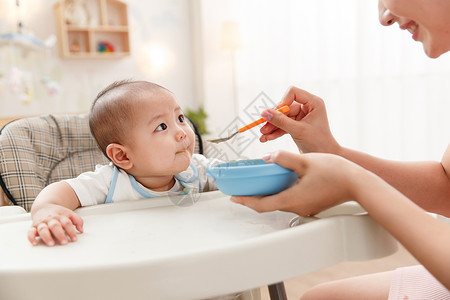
top-left (389, 265), bottom-right (450, 300)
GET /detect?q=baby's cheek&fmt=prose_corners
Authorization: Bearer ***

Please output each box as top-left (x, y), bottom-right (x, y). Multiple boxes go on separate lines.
top-left (188, 131), bottom-right (196, 153)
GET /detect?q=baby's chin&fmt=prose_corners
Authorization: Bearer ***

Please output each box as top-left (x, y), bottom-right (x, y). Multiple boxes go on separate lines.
top-left (175, 151), bottom-right (193, 171)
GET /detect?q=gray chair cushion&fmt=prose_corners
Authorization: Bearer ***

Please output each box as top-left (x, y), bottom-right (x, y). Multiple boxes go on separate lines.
top-left (0, 114), bottom-right (109, 211)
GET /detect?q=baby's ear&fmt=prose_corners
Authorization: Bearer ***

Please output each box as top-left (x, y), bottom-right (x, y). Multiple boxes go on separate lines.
top-left (106, 143), bottom-right (133, 170)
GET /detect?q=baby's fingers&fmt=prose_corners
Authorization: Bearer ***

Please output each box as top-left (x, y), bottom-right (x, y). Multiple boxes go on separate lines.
top-left (36, 223), bottom-right (56, 246)
top-left (60, 216), bottom-right (79, 242)
top-left (69, 213), bottom-right (84, 233)
top-left (27, 227), bottom-right (39, 246)
top-left (47, 219), bottom-right (69, 245)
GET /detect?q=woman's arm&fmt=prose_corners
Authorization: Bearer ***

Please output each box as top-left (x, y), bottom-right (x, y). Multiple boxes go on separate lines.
top-left (259, 86), bottom-right (450, 215)
top-left (352, 163), bottom-right (450, 289)
top-left (336, 144), bottom-right (450, 216)
top-left (231, 150), bottom-right (450, 289)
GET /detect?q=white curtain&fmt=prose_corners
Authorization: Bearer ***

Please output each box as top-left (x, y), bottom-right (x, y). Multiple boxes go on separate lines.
top-left (198, 0), bottom-right (450, 161)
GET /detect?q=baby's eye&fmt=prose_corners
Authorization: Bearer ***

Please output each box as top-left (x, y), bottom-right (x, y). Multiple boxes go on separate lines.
top-left (178, 114), bottom-right (185, 123)
top-left (156, 123), bottom-right (168, 131)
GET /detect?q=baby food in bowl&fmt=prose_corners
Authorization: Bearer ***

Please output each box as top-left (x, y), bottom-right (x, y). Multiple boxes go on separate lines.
top-left (207, 159), bottom-right (297, 196)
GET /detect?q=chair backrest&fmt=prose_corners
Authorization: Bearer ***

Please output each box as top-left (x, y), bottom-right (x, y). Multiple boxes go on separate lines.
top-left (0, 114), bottom-right (109, 211)
top-left (0, 114), bottom-right (204, 211)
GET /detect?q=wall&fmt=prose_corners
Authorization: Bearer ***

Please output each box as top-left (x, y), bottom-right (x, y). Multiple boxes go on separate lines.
top-left (2, 1), bottom-right (449, 162)
top-left (195, 0), bottom-right (299, 161)
top-left (198, 0), bottom-right (450, 161)
top-left (0, 0), bottom-right (197, 117)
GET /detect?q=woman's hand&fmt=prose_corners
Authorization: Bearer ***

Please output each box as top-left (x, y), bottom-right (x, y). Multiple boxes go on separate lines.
top-left (28, 203), bottom-right (83, 246)
top-left (231, 150), bottom-right (364, 216)
top-left (260, 86), bottom-right (341, 154)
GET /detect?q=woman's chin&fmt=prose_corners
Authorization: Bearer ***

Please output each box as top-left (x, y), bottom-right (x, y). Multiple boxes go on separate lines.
top-left (425, 48), bottom-right (441, 58)
top-left (423, 41), bottom-right (447, 58)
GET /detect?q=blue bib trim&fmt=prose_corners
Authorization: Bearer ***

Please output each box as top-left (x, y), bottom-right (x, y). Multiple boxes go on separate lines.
top-left (129, 174), bottom-right (157, 199)
top-left (106, 162), bottom-right (201, 203)
top-left (105, 165), bottom-right (120, 204)
top-left (174, 162), bottom-right (199, 183)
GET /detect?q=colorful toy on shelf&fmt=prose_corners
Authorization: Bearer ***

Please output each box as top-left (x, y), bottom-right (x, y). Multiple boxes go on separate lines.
top-left (97, 41), bottom-right (114, 53)
top-left (69, 41), bottom-right (81, 52)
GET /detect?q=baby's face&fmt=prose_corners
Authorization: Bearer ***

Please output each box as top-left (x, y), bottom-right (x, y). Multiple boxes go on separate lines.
top-left (125, 89), bottom-right (195, 179)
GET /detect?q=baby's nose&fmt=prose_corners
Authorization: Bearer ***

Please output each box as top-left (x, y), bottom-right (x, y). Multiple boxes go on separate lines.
top-left (176, 128), bottom-right (187, 141)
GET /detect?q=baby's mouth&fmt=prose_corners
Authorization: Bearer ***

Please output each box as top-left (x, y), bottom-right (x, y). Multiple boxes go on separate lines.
top-left (176, 145), bottom-right (191, 157)
top-left (176, 138), bottom-right (191, 154)
top-left (176, 148), bottom-right (193, 165)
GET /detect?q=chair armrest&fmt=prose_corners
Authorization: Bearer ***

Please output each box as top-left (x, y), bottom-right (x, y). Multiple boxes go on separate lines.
top-left (0, 205), bottom-right (27, 217)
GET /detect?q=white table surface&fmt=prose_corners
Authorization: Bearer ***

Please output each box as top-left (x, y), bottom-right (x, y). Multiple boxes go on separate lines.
top-left (0, 191), bottom-right (398, 300)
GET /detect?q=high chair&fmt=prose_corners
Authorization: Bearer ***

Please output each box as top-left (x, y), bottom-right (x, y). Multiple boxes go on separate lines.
top-left (0, 114), bottom-right (397, 300)
top-left (0, 113), bottom-right (204, 211)
top-left (0, 113), bottom-right (266, 300)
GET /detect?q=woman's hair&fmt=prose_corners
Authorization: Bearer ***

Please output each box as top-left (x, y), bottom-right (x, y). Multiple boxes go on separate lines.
top-left (89, 79), bottom-right (169, 157)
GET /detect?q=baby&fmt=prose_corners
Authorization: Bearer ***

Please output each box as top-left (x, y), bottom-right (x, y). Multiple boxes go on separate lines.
top-left (28, 80), bottom-right (217, 246)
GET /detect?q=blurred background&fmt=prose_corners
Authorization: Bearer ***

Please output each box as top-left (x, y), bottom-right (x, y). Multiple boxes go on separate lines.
top-left (1, 0), bottom-right (449, 161)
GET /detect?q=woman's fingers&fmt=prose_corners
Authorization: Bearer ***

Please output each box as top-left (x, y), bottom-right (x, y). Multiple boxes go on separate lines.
top-left (259, 129), bottom-right (286, 143)
top-left (264, 150), bottom-right (307, 176)
top-left (231, 151), bottom-right (307, 212)
top-left (259, 86), bottom-right (326, 148)
top-left (280, 86), bottom-right (321, 106)
top-left (231, 194), bottom-right (284, 213)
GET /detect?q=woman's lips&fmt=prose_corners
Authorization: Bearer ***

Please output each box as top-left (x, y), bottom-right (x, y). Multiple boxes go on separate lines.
top-left (409, 24), bottom-right (418, 40)
top-left (403, 22), bottom-right (419, 41)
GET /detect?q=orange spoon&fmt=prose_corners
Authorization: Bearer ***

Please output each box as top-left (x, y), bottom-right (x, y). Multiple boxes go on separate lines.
top-left (207, 105), bottom-right (290, 144)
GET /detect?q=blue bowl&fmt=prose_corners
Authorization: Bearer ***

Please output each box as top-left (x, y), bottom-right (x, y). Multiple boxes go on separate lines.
top-left (206, 159), bottom-right (297, 196)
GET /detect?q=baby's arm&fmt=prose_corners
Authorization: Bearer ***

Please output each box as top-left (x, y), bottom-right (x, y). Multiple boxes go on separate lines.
top-left (28, 182), bottom-right (83, 246)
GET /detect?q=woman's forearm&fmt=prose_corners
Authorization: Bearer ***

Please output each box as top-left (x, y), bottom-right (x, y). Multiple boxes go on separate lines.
top-left (352, 169), bottom-right (450, 289)
top-left (338, 146), bottom-right (450, 216)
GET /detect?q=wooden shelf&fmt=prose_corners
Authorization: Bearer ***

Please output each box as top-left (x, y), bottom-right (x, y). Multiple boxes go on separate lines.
top-left (54, 0), bottom-right (130, 59)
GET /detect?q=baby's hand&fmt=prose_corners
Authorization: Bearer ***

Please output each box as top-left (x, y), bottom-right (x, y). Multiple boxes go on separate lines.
top-left (28, 203), bottom-right (84, 246)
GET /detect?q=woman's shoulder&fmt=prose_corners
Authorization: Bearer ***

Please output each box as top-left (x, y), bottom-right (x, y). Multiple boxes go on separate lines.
top-left (442, 143), bottom-right (450, 176)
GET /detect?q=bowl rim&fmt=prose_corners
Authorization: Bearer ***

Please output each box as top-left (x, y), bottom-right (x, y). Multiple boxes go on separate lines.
top-left (207, 158), bottom-right (294, 178)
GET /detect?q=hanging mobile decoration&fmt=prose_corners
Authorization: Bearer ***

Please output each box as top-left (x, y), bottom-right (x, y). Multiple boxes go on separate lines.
top-left (0, 0), bottom-right (60, 104)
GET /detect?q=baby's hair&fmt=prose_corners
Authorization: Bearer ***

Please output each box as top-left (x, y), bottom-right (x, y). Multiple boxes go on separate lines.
top-left (89, 79), bottom-right (170, 157)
